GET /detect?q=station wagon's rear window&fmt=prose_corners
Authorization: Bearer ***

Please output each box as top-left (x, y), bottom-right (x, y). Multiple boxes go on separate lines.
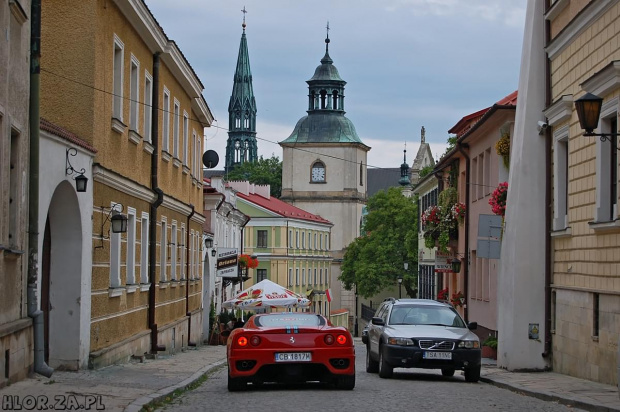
top-left (255, 313), bottom-right (326, 327)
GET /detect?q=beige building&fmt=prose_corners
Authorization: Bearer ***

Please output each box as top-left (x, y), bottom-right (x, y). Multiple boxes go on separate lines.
top-left (0, 0), bottom-right (33, 388)
top-left (544, 0), bottom-right (620, 385)
top-left (40, 0), bottom-right (213, 369)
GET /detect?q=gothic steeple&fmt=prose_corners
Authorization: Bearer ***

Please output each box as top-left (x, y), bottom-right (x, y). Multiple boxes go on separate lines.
top-left (399, 146), bottom-right (411, 186)
top-left (225, 8), bottom-right (258, 173)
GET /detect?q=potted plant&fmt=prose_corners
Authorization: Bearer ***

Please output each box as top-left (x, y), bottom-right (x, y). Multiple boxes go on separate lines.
top-left (489, 182), bottom-right (508, 217)
top-left (421, 187), bottom-right (465, 253)
top-left (437, 287), bottom-right (449, 301)
top-left (495, 131), bottom-right (510, 168)
top-left (450, 291), bottom-right (465, 307)
top-left (482, 335), bottom-right (498, 360)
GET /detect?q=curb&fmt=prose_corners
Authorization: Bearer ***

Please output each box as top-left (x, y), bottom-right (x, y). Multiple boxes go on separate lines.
top-left (480, 376), bottom-right (620, 412)
top-left (124, 359), bottom-right (227, 412)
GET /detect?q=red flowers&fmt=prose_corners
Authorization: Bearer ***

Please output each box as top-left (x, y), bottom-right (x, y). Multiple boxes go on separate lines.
top-left (489, 182), bottom-right (508, 217)
top-left (421, 205), bottom-right (441, 226)
top-left (450, 291), bottom-right (465, 307)
top-left (239, 254), bottom-right (259, 269)
top-left (437, 287), bottom-right (449, 301)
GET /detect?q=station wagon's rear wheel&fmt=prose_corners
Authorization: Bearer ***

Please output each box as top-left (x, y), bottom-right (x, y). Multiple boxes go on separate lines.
top-left (441, 367), bottom-right (455, 377)
top-left (378, 345), bottom-right (393, 379)
top-left (366, 344), bottom-right (378, 373)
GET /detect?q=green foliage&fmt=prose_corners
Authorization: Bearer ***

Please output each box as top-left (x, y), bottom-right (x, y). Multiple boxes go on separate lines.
top-left (441, 135), bottom-right (458, 158)
top-left (340, 187), bottom-right (418, 299)
top-left (438, 186), bottom-right (457, 210)
top-left (418, 164), bottom-right (434, 179)
top-left (483, 335), bottom-right (498, 349)
top-left (225, 154), bottom-right (282, 198)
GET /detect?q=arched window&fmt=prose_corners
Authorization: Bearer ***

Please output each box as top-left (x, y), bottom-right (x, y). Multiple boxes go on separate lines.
top-left (309, 91), bottom-right (316, 110)
top-left (320, 90), bottom-right (327, 109)
top-left (332, 90), bottom-right (339, 110)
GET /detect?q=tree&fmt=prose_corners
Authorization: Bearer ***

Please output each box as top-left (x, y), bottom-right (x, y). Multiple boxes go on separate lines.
top-left (340, 187), bottom-right (418, 299)
top-left (225, 154), bottom-right (282, 198)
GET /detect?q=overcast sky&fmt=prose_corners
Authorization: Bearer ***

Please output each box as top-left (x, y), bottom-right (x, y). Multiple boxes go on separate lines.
top-left (145, 0), bottom-right (526, 170)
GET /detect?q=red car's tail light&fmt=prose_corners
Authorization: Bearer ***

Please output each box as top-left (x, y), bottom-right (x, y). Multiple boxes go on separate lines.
top-left (237, 336), bottom-right (248, 347)
top-left (324, 334), bottom-right (335, 345)
top-left (250, 335), bottom-right (261, 346)
top-left (336, 334), bottom-right (347, 345)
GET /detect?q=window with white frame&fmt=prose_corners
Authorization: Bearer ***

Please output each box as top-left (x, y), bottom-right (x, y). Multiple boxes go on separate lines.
top-left (296, 268), bottom-right (299, 285)
top-left (302, 268), bottom-right (305, 285)
top-left (553, 125), bottom-right (570, 230)
top-left (477, 152), bottom-right (484, 199)
top-left (325, 235), bottom-right (329, 250)
top-left (314, 268), bottom-right (317, 285)
top-left (193, 131), bottom-right (198, 176)
top-left (8, 127), bottom-right (19, 246)
top-left (140, 212), bottom-right (149, 284)
top-left (319, 268), bottom-right (323, 284)
top-left (288, 268), bottom-right (293, 287)
top-left (144, 71), bottom-right (152, 143)
top-left (160, 218), bottom-right (167, 282)
top-left (163, 89), bottom-right (170, 152)
top-left (110, 204), bottom-right (122, 288)
top-left (301, 231), bottom-right (305, 249)
top-left (173, 100), bottom-right (180, 158)
top-left (289, 230), bottom-right (293, 248)
top-left (314, 233), bottom-right (317, 249)
top-left (471, 157), bottom-right (478, 202)
top-left (296, 231), bottom-right (299, 248)
top-left (484, 148), bottom-right (491, 196)
top-left (194, 230), bottom-right (200, 279)
top-left (170, 222), bottom-right (177, 281)
top-left (112, 36), bottom-right (124, 120)
top-left (183, 112), bottom-right (189, 164)
top-left (180, 225), bottom-right (186, 279)
top-left (319, 234), bottom-right (322, 250)
top-left (307, 232), bottom-right (311, 249)
top-left (126, 208), bottom-right (137, 284)
top-left (129, 55), bottom-right (139, 132)
top-left (595, 99), bottom-right (619, 222)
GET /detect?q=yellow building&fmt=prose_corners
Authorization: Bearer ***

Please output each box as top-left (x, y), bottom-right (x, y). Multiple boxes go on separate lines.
top-left (545, 0), bottom-right (620, 385)
top-left (40, 0), bottom-right (213, 369)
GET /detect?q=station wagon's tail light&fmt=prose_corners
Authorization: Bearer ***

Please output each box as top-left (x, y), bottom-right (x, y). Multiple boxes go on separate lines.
top-left (324, 334), bottom-right (335, 345)
top-left (237, 336), bottom-right (248, 347)
top-left (336, 334), bottom-right (347, 345)
top-left (250, 335), bottom-right (261, 346)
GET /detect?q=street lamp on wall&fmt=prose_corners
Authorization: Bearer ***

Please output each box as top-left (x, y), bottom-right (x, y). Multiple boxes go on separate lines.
top-left (451, 258), bottom-right (462, 274)
top-left (575, 93), bottom-right (620, 146)
top-left (65, 147), bottom-right (88, 192)
top-left (95, 203), bottom-right (127, 249)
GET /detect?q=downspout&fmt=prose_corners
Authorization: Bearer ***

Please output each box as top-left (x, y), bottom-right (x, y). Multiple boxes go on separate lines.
top-left (149, 52), bottom-right (165, 353)
top-left (542, 0), bottom-right (552, 359)
top-left (28, 0), bottom-right (53, 377)
top-left (185, 204), bottom-right (196, 347)
top-left (457, 145), bottom-right (471, 322)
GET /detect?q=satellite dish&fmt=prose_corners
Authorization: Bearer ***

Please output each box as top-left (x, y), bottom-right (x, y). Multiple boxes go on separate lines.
top-left (202, 150), bottom-right (219, 169)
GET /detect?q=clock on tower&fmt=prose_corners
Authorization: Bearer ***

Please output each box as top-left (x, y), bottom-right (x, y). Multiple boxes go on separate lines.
top-left (311, 163), bottom-right (326, 182)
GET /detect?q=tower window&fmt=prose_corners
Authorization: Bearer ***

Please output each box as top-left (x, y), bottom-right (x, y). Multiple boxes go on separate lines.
top-left (320, 90), bottom-right (327, 109)
top-left (332, 90), bottom-right (338, 110)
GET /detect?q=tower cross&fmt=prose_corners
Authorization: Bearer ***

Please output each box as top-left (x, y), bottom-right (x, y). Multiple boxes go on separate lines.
top-left (241, 6), bottom-right (247, 27)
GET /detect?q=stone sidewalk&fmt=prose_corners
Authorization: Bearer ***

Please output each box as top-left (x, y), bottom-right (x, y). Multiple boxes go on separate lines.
top-left (0, 341), bottom-right (618, 412)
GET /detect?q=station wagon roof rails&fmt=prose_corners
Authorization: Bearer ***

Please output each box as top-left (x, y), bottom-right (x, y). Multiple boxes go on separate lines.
top-left (383, 297), bottom-right (396, 302)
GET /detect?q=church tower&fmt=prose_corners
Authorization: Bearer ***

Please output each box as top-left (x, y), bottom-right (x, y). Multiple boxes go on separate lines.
top-left (280, 27), bottom-right (370, 319)
top-left (225, 10), bottom-right (258, 173)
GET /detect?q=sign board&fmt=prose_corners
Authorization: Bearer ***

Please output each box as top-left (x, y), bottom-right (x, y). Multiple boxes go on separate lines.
top-left (216, 248), bottom-right (239, 278)
top-left (434, 251), bottom-right (453, 273)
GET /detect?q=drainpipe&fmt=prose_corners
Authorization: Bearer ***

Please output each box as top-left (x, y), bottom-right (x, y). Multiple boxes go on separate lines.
top-left (27, 0), bottom-right (53, 378)
top-left (456, 145), bottom-right (470, 322)
top-left (542, 0), bottom-right (552, 359)
top-left (185, 204), bottom-right (196, 347)
top-left (148, 52), bottom-right (165, 353)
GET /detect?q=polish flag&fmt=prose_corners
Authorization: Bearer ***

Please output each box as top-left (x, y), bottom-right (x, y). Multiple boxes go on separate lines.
top-left (325, 288), bottom-right (332, 302)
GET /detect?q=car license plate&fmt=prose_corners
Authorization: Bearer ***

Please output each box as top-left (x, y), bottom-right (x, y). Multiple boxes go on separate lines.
top-left (275, 352), bottom-right (312, 362)
top-left (423, 351), bottom-right (452, 360)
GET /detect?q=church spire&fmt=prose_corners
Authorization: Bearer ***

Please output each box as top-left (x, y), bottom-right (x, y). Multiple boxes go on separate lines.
top-left (399, 144), bottom-right (410, 186)
top-left (225, 7), bottom-right (258, 173)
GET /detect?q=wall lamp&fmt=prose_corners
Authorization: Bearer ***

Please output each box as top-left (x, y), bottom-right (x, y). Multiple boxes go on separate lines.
top-left (211, 249), bottom-right (217, 257)
top-left (95, 203), bottom-right (127, 249)
top-left (450, 253), bottom-right (466, 274)
top-left (204, 237), bottom-right (213, 248)
top-left (66, 148), bottom-right (88, 192)
top-left (575, 93), bottom-right (620, 147)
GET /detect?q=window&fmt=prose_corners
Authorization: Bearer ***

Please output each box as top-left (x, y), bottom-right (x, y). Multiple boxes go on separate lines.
top-left (193, 131), bottom-right (199, 176)
top-left (180, 225), bottom-right (186, 279)
top-left (257, 230), bottom-right (268, 248)
top-left (163, 89), bottom-right (170, 152)
top-left (308, 232), bottom-right (311, 250)
top-left (311, 161), bottom-right (326, 183)
top-left (484, 148), bottom-right (491, 196)
top-left (110, 204), bottom-right (122, 288)
top-left (289, 229), bottom-right (293, 248)
top-left (302, 268), bottom-right (305, 285)
top-left (553, 126), bottom-right (569, 230)
top-left (173, 100), bottom-right (180, 158)
top-left (595, 103), bottom-right (618, 222)
top-left (112, 36), bottom-right (124, 120)
top-left (160, 218), bottom-right (167, 282)
top-left (301, 231), bottom-right (305, 249)
top-left (314, 233), bottom-right (317, 249)
top-left (319, 234), bottom-right (322, 250)
top-left (140, 213), bottom-right (149, 284)
top-left (319, 268), bottom-right (323, 284)
top-left (257, 269), bottom-right (267, 282)
top-left (314, 268), bottom-right (317, 285)
top-left (325, 235), bottom-right (329, 250)
top-left (170, 222), bottom-right (177, 281)
top-left (471, 157), bottom-right (478, 201)
top-left (593, 293), bottom-right (600, 338)
top-left (8, 128), bottom-right (19, 245)
top-left (295, 231), bottom-right (299, 248)
top-left (129, 56), bottom-right (139, 132)
top-left (360, 161), bottom-right (364, 186)
top-left (295, 268), bottom-right (299, 285)
top-left (183, 112), bottom-right (189, 164)
top-left (126, 208), bottom-right (137, 284)
top-left (144, 71), bottom-right (152, 143)
top-left (288, 268), bottom-right (293, 287)
top-left (477, 153), bottom-right (484, 199)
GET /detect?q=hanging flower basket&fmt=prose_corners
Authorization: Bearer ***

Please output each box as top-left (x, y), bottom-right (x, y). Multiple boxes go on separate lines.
top-left (238, 254), bottom-right (259, 269)
top-left (489, 182), bottom-right (508, 217)
top-left (495, 132), bottom-right (510, 169)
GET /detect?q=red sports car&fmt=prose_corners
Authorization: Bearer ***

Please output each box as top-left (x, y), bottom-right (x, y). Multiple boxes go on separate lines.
top-left (226, 312), bottom-right (356, 391)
